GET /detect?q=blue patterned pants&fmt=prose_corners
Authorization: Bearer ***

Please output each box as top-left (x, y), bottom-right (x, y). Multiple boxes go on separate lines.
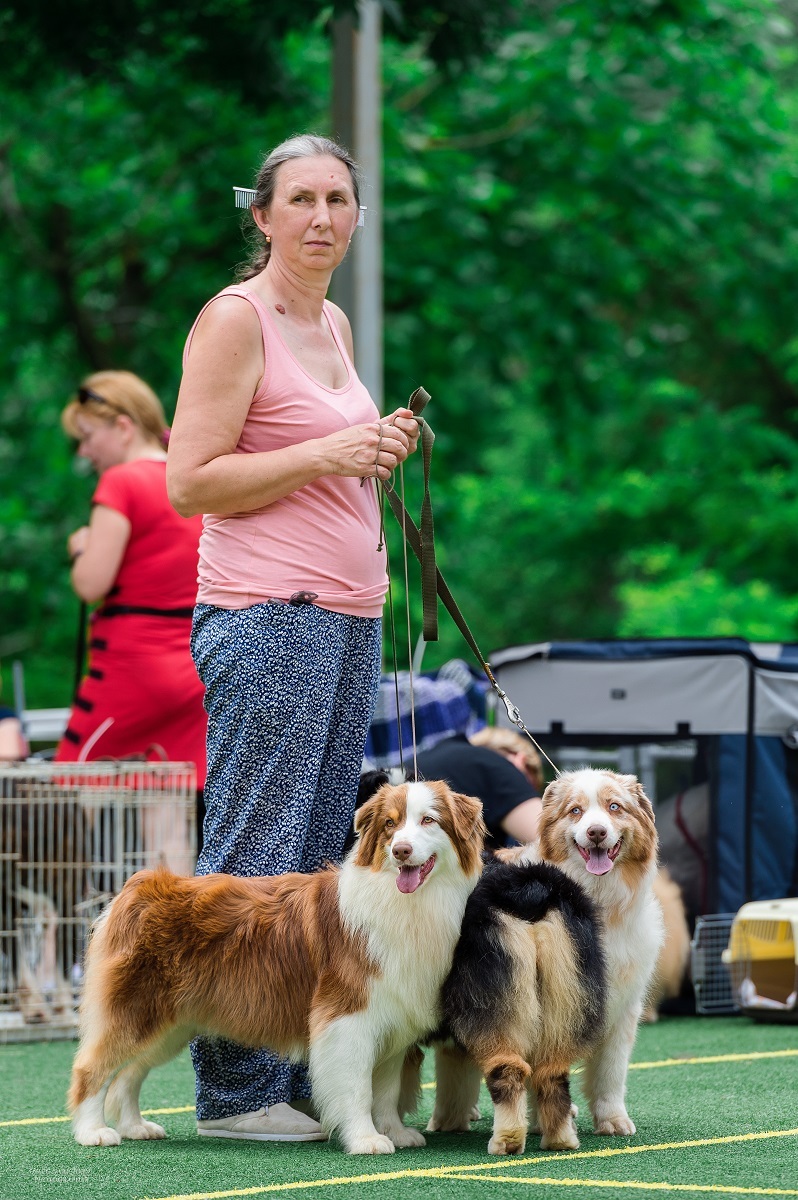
top-left (189, 601), bottom-right (382, 1119)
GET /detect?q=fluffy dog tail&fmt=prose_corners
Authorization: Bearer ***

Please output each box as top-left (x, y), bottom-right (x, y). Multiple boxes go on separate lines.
top-left (440, 858), bottom-right (606, 1046)
top-left (477, 859), bottom-right (604, 987)
top-left (477, 859), bottom-right (596, 926)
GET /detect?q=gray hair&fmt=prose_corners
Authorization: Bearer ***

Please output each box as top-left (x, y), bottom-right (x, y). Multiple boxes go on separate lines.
top-left (237, 134), bottom-right (362, 281)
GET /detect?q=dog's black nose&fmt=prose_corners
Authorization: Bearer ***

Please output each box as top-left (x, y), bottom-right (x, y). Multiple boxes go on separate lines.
top-left (586, 825), bottom-right (607, 845)
top-left (392, 841), bottom-right (413, 863)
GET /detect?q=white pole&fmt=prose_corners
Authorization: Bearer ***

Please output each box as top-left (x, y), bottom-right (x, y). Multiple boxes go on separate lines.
top-left (353, 0), bottom-right (383, 411)
top-left (331, 0), bottom-right (383, 411)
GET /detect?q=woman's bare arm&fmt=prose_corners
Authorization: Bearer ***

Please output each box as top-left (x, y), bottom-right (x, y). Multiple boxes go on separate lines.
top-left (68, 505), bottom-right (131, 604)
top-left (500, 798), bottom-right (543, 846)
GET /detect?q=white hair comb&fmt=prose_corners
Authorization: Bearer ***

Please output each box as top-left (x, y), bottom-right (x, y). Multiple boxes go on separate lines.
top-left (233, 187), bottom-right (257, 208)
top-left (233, 187), bottom-right (366, 226)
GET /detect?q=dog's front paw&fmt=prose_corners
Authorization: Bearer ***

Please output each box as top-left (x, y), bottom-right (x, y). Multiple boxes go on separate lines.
top-left (540, 1127), bottom-right (579, 1151)
top-left (386, 1125), bottom-right (426, 1149)
top-left (74, 1125), bottom-right (122, 1147)
top-left (347, 1133), bottom-right (396, 1155)
top-left (488, 1130), bottom-right (526, 1155)
top-left (119, 1120), bottom-right (167, 1140)
top-left (594, 1113), bottom-right (635, 1136)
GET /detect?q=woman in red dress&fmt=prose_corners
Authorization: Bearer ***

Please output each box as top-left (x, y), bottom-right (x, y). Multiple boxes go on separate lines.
top-left (54, 371), bottom-right (207, 868)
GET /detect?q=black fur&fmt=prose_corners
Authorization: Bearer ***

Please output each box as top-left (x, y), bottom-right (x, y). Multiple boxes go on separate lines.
top-left (441, 857), bottom-right (607, 1049)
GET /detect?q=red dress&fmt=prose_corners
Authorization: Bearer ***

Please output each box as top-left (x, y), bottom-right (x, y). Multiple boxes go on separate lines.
top-left (55, 460), bottom-right (207, 787)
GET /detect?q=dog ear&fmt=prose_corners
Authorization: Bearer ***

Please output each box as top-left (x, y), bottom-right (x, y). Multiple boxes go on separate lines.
top-left (630, 779), bottom-right (656, 826)
top-left (352, 787), bottom-right (389, 868)
top-left (449, 791), bottom-right (487, 842)
top-left (541, 777), bottom-right (565, 808)
top-left (354, 787), bottom-right (386, 834)
top-left (616, 774), bottom-right (656, 826)
top-left (537, 776), bottom-right (569, 861)
top-left (443, 790), bottom-right (488, 875)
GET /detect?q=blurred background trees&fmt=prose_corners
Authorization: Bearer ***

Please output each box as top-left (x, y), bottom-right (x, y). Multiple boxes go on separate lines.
top-left (2, 0), bottom-right (798, 707)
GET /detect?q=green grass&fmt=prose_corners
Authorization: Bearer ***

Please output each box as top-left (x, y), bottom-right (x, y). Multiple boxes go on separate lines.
top-left (1, 1017), bottom-right (796, 1200)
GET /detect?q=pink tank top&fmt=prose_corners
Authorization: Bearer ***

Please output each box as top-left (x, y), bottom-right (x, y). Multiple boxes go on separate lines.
top-left (183, 285), bottom-right (388, 617)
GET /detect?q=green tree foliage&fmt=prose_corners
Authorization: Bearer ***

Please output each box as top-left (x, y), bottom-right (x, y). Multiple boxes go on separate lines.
top-left (0, 0), bottom-right (513, 102)
top-left (2, 0), bottom-right (798, 711)
top-left (382, 0), bottom-right (798, 659)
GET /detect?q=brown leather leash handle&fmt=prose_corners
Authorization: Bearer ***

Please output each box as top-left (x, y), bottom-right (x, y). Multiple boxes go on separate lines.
top-left (404, 387), bottom-right (437, 641)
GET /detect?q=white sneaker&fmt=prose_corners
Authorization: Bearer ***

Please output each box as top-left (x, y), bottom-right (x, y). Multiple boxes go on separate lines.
top-left (197, 1102), bottom-right (327, 1142)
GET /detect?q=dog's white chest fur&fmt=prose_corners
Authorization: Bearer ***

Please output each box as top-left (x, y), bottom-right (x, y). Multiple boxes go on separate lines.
top-left (338, 863), bottom-right (471, 1053)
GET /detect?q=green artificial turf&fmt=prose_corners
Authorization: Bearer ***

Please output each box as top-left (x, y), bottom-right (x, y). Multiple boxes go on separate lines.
top-left (0, 1017), bottom-right (796, 1200)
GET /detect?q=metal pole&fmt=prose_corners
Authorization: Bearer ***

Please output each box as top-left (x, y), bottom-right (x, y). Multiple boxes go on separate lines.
top-left (331, 0), bottom-right (383, 411)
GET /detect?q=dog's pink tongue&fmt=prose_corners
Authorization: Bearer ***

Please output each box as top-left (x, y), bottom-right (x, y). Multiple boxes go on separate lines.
top-left (397, 864), bottom-right (423, 893)
top-left (586, 847), bottom-right (614, 876)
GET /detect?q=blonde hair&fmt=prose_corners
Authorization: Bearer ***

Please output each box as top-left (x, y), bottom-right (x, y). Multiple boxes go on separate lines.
top-left (61, 370), bottom-right (167, 448)
top-left (470, 726), bottom-right (544, 792)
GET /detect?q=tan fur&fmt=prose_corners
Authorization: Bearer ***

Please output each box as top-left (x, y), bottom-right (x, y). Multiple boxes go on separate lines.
top-left (643, 868), bottom-right (691, 1022)
top-left (466, 911), bottom-right (589, 1153)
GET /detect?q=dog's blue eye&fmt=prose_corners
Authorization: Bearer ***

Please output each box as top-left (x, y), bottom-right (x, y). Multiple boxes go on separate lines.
top-left (570, 806), bottom-right (581, 816)
top-left (609, 803), bottom-right (620, 811)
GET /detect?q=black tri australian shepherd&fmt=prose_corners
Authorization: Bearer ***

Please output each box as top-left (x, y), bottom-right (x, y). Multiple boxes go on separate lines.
top-left (422, 857), bottom-right (607, 1155)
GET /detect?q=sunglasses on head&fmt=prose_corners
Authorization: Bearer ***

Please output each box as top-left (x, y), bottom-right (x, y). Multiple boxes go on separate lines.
top-left (77, 386), bottom-right (126, 415)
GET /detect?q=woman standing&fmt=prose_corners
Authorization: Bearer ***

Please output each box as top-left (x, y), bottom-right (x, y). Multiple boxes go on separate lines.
top-left (167, 135), bottom-right (419, 1143)
top-left (54, 372), bottom-right (206, 873)
top-left (55, 371), bottom-right (207, 871)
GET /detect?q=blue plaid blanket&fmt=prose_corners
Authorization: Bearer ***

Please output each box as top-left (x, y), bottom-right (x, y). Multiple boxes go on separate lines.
top-left (364, 659), bottom-right (489, 769)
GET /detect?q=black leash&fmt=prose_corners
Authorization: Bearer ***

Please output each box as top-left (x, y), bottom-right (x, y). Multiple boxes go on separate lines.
top-left (73, 600), bottom-right (88, 701)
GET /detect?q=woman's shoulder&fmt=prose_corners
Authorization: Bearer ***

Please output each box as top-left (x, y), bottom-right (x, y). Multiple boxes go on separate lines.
top-left (101, 459), bottom-right (157, 484)
top-left (95, 459), bottom-right (163, 504)
top-left (191, 288), bottom-right (265, 347)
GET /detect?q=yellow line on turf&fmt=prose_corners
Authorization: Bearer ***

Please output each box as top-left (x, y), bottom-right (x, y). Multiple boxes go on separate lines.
top-left (445, 1173), bottom-right (798, 1196)
top-left (628, 1049), bottom-right (798, 1071)
top-left (439, 1128), bottom-right (798, 1170)
top-left (0, 1104), bottom-right (195, 1127)
top-left (418, 1048), bottom-right (798, 1089)
top-left (142, 1129), bottom-right (798, 1200)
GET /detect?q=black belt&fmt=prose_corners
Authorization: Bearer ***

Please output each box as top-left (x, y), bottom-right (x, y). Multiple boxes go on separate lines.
top-left (98, 604), bottom-right (195, 618)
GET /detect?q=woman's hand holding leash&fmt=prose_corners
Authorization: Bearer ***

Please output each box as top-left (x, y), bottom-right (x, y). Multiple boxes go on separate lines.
top-left (324, 407), bottom-right (420, 482)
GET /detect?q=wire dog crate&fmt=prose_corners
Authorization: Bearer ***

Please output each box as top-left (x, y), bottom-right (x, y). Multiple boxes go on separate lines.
top-left (691, 913), bottom-right (739, 1015)
top-left (0, 761), bottom-right (196, 1042)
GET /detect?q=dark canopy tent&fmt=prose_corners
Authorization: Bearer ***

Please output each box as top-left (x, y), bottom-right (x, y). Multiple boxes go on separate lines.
top-left (491, 638), bottom-right (798, 916)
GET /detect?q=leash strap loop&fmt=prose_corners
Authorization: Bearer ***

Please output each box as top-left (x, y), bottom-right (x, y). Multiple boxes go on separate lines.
top-left (405, 387), bottom-right (437, 642)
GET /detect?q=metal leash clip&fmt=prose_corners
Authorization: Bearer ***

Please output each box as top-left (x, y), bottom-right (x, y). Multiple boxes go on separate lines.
top-left (490, 679), bottom-right (561, 779)
top-left (495, 686), bottom-right (523, 729)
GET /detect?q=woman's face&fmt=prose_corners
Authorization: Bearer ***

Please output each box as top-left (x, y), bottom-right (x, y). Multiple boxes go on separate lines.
top-left (260, 155), bottom-right (360, 273)
top-left (73, 412), bottom-right (129, 475)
